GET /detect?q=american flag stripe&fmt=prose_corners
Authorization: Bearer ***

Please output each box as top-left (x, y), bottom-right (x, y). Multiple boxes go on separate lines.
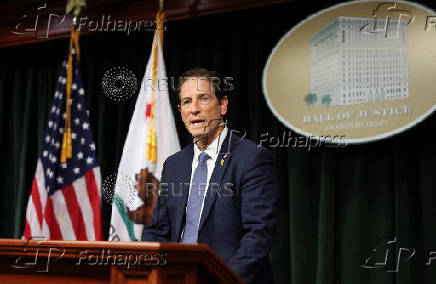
top-left (24, 196), bottom-right (41, 236)
top-left (23, 160), bottom-right (47, 238)
top-left (23, 194), bottom-right (39, 238)
top-left (29, 167), bottom-right (104, 241)
top-left (35, 160), bottom-right (48, 219)
top-left (51, 190), bottom-right (75, 239)
top-left (24, 165), bottom-right (103, 241)
top-left (84, 169), bottom-right (103, 240)
top-left (72, 175), bottom-right (95, 240)
top-left (31, 178), bottom-right (44, 228)
top-left (23, 221), bottom-right (31, 239)
top-left (43, 196), bottom-right (63, 240)
top-left (93, 168), bottom-right (102, 195)
top-left (62, 185), bottom-right (87, 240)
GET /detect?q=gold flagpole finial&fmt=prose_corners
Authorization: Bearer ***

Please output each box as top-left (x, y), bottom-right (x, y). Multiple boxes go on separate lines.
top-left (61, 0), bottom-right (85, 163)
top-left (66, 0), bottom-right (87, 17)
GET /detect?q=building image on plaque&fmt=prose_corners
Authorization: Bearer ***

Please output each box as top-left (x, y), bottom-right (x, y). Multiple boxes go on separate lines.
top-left (308, 16), bottom-right (409, 106)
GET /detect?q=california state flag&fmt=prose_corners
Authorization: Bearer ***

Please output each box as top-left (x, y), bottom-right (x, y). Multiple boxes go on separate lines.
top-left (109, 11), bottom-right (180, 241)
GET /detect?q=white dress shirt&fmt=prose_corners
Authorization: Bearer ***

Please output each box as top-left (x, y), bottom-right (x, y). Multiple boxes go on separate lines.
top-left (180, 127), bottom-right (228, 241)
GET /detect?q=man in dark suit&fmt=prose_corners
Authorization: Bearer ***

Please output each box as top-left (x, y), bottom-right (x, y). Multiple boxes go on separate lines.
top-left (142, 68), bottom-right (277, 284)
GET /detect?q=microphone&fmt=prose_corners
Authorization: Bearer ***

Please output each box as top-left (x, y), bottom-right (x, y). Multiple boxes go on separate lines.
top-left (201, 118), bottom-right (227, 133)
top-left (201, 118), bottom-right (227, 155)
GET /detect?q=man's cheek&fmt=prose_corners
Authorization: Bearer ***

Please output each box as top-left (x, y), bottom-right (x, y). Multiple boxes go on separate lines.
top-left (184, 118), bottom-right (190, 128)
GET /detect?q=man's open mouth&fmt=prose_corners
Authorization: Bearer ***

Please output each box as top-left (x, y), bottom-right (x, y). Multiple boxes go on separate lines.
top-left (191, 119), bottom-right (205, 127)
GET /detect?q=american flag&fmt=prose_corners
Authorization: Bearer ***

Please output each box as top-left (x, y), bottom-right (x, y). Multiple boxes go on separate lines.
top-left (22, 45), bottom-right (103, 240)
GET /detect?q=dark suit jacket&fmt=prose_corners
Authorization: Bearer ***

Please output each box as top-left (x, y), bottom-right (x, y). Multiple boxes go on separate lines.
top-left (142, 131), bottom-right (278, 284)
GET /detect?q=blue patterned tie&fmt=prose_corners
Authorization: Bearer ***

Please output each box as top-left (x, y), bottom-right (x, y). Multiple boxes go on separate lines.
top-left (181, 151), bottom-right (210, 244)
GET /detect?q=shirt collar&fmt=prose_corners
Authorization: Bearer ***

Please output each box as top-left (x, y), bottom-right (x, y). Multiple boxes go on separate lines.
top-left (193, 127), bottom-right (228, 161)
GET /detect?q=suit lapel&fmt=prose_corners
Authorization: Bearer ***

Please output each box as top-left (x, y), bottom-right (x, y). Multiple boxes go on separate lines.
top-left (173, 144), bottom-right (193, 240)
top-left (198, 131), bottom-right (235, 232)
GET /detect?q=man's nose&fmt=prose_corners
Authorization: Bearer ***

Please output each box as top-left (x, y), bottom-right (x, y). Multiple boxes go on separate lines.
top-left (189, 100), bottom-right (201, 114)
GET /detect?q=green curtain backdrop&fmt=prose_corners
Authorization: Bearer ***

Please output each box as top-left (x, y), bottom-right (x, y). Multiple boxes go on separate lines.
top-left (1, 1), bottom-right (436, 283)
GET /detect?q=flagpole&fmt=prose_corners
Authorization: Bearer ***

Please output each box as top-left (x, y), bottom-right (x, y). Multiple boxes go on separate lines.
top-left (61, 3), bottom-right (85, 163)
top-left (146, 3), bottom-right (166, 163)
top-left (149, 0), bottom-right (165, 242)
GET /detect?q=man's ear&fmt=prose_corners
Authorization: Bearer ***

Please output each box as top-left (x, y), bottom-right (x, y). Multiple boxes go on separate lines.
top-left (220, 95), bottom-right (228, 116)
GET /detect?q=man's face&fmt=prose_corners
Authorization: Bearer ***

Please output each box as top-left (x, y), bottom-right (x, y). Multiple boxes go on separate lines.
top-left (178, 77), bottom-right (228, 139)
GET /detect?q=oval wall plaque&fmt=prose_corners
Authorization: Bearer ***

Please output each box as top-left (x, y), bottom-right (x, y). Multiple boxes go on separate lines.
top-left (263, 0), bottom-right (436, 143)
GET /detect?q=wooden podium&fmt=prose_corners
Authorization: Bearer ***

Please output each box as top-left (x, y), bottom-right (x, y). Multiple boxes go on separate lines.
top-left (0, 239), bottom-right (244, 284)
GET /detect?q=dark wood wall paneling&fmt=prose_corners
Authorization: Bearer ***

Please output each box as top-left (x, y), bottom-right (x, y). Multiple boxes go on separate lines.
top-left (0, 0), bottom-right (293, 48)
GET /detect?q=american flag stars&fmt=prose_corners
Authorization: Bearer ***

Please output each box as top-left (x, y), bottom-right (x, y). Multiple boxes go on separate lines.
top-left (77, 152), bottom-right (84, 160)
top-left (39, 64), bottom-right (98, 193)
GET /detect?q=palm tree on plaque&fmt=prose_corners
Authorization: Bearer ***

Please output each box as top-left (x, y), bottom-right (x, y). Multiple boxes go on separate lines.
top-left (304, 93), bottom-right (318, 106)
top-left (321, 94), bottom-right (332, 106)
